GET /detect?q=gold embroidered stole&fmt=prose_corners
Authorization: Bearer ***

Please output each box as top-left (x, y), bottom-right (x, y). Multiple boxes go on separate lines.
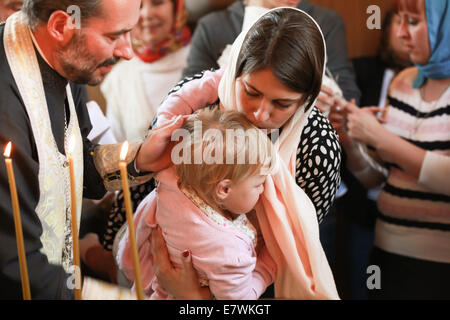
top-left (4, 12), bottom-right (84, 272)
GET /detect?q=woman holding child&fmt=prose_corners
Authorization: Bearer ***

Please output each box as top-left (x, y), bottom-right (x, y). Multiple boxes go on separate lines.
top-left (120, 7), bottom-right (342, 299)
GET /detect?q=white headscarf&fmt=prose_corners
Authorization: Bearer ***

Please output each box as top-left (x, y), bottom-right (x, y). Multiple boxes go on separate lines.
top-left (218, 7), bottom-right (339, 299)
top-left (218, 6), bottom-right (328, 172)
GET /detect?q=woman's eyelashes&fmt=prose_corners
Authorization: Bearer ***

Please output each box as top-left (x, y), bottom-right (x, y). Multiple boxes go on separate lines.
top-left (245, 88), bottom-right (292, 109)
top-left (403, 13), bottom-right (419, 26)
top-left (245, 88), bottom-right (260, 97)
top-left (275, 101), bottom-right (292, 109)
top-left (408, 17), bottom-right (419, 26)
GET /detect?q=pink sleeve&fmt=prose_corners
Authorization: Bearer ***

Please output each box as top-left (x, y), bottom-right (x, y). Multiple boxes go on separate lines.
top-left (156, 67), bottom-right (225, 126)
top-left (204, 244), bottom-right (276, 300)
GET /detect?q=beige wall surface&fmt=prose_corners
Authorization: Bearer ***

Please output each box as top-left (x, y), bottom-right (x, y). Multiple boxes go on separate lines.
top-left (185, 0), bottom-right (393, 58)
top-left (300, 0), bottom-right (392, 58)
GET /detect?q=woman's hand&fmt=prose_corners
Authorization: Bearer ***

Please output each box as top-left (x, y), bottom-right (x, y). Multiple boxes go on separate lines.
top-left (315, 85), bottom-right (336, 116)
top-left (135, 116), bottom-right (187, 173)
top-left (150, 226), bottom-right (211, 300)
top-left (345, 101), bottom-right (387, 148)
top-left (328, 98), bottom-right (352, 146)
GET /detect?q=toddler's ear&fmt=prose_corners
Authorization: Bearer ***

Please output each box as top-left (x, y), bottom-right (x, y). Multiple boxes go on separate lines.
top-left (215, 179), bottom-right (232, 201)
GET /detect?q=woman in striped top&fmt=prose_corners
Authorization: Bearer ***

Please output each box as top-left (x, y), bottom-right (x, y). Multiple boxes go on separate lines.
top-left (333, 0), bottom-right (450, 299)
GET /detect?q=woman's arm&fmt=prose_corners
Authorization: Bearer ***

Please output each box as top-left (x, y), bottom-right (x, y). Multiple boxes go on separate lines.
top-left (371, 128), bottom-right (426, 179)
top-left (344, 101), bottom-right (426, 177)
top-left (341, 139), bottom-right (386, 189)
top-left (344, 100), bottom-right (450, 195)
top-left (368, 126), bottom-right (449, 195)
top-left (419, 152), bottom-right (450, 196)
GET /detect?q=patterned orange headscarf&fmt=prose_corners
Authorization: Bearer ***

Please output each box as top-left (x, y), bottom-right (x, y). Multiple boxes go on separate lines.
top-left (132, 0), bottom-right (191, 63)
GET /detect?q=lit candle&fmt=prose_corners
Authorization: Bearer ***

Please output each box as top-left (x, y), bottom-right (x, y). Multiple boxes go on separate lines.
top-left (120, 142), bottom-right (145, 300)
top-left (68, 136), bottom-right (82, 300)
top-left (3, 142), bottom-right (31, 300)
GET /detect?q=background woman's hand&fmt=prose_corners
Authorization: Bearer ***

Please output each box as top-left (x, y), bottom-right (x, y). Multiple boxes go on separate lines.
top-left (135, 116), bottom-right (187, 172)
top-left (150, 226), bottom-right (211, 300)
top-left (328, 98), bottom-right (353, 147)
top-left (345, 102), bottom-right (386, 147)
top-left (315, 84), bottom-right (336, 116)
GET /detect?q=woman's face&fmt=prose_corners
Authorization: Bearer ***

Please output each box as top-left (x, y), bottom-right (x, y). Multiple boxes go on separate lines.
top-left (235, 67), bottom-right (304, 130)
top-left (134, 0), bottom-right (174, 48)
top-left (389, 13), bottom-right (411, 64)
top-left (396, 1), bottom-right (431, 65)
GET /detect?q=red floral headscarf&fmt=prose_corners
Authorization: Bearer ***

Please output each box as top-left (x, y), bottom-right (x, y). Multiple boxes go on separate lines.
top-left (132, 0), bottom-right (191, 63)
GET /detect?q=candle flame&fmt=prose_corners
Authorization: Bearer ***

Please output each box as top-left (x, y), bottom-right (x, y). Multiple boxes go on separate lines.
top-left (68, 136), bottom-right (76, 154)
top-left (120, 141), bottom-right (129, 162)
top-left (3, 142), bottom-right (12, 158)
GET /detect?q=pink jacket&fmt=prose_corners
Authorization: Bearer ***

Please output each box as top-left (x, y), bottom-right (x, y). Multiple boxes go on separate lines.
top-left (118, 167), bottom-right (276, 300)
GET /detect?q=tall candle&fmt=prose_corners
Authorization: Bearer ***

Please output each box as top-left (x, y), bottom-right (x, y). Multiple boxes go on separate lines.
top-left (68, 137), bottom-right (82, 300)
top-left (3, 142), bottom-right (31, 300)
top-left (120, 142), bottom-right (145, 300)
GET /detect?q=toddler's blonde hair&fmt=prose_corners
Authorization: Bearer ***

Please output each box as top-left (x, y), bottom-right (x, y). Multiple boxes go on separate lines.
top-left (174, 106), bottom-right (276, 206)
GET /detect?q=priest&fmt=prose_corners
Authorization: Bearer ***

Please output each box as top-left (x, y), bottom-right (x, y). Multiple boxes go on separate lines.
top-left (0, 0), bottom-right (181, 299)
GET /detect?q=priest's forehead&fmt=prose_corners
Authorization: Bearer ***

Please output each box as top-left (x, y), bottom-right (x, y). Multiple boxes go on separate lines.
top-left (0, 0), bottom-right (23, 9)
top-left (0, 0), bottom-right (22, 21)
top-left (1, 0), bottom-right (23, 6)
top-left (86, 0), bottom-right (141, 34)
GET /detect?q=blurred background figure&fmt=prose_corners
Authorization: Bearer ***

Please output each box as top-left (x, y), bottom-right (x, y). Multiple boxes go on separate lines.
top-left (353, 11), bottom-right (411, 108)
top-left (0, 0), bottom-right (23, 21)
top-left (101, 0), bottom-right (191, 143)
top-left (334, 10), bottom-right (411, 300)
top-left (333, 0), bottom-right (450, 299)
top-left (80, 0), bottom-right (191, 283)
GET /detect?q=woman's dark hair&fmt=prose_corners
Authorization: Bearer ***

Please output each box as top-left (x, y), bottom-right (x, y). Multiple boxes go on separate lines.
top-left (236, 8), bottom-right (325, 111)
top-left (22, 0), bottom-right (102, 29)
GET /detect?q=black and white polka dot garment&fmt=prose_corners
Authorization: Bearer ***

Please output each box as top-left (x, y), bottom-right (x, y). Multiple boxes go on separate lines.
top-left (101, 179), bottom-right (157, 251)
top-left (296, 107), bottom-right (342, 224)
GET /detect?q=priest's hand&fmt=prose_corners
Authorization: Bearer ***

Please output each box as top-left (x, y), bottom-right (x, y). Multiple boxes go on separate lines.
top-left (150, 225), bottom-right (211, 300)
top-left (135, 115), bottom-right (187, 173)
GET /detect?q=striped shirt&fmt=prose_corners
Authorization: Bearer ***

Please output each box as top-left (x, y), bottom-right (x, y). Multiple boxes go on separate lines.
top-left (374, 83), bottom-right (450, 263)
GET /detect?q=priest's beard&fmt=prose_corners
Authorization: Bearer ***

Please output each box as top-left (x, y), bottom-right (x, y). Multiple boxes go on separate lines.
top-left (57, 32), bottom-right (119, 86)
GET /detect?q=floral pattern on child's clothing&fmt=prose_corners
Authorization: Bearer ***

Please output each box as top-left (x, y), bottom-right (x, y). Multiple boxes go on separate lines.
top-left (180, 186), bottom-right (257, 248)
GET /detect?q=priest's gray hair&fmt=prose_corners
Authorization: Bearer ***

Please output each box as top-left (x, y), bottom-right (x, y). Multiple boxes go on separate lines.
top-left (22, 0), bottom-right (102, 29)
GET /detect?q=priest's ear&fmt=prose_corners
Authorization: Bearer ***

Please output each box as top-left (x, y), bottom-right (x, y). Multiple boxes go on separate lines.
top-left (46, 10), bottom-right (78, 46)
